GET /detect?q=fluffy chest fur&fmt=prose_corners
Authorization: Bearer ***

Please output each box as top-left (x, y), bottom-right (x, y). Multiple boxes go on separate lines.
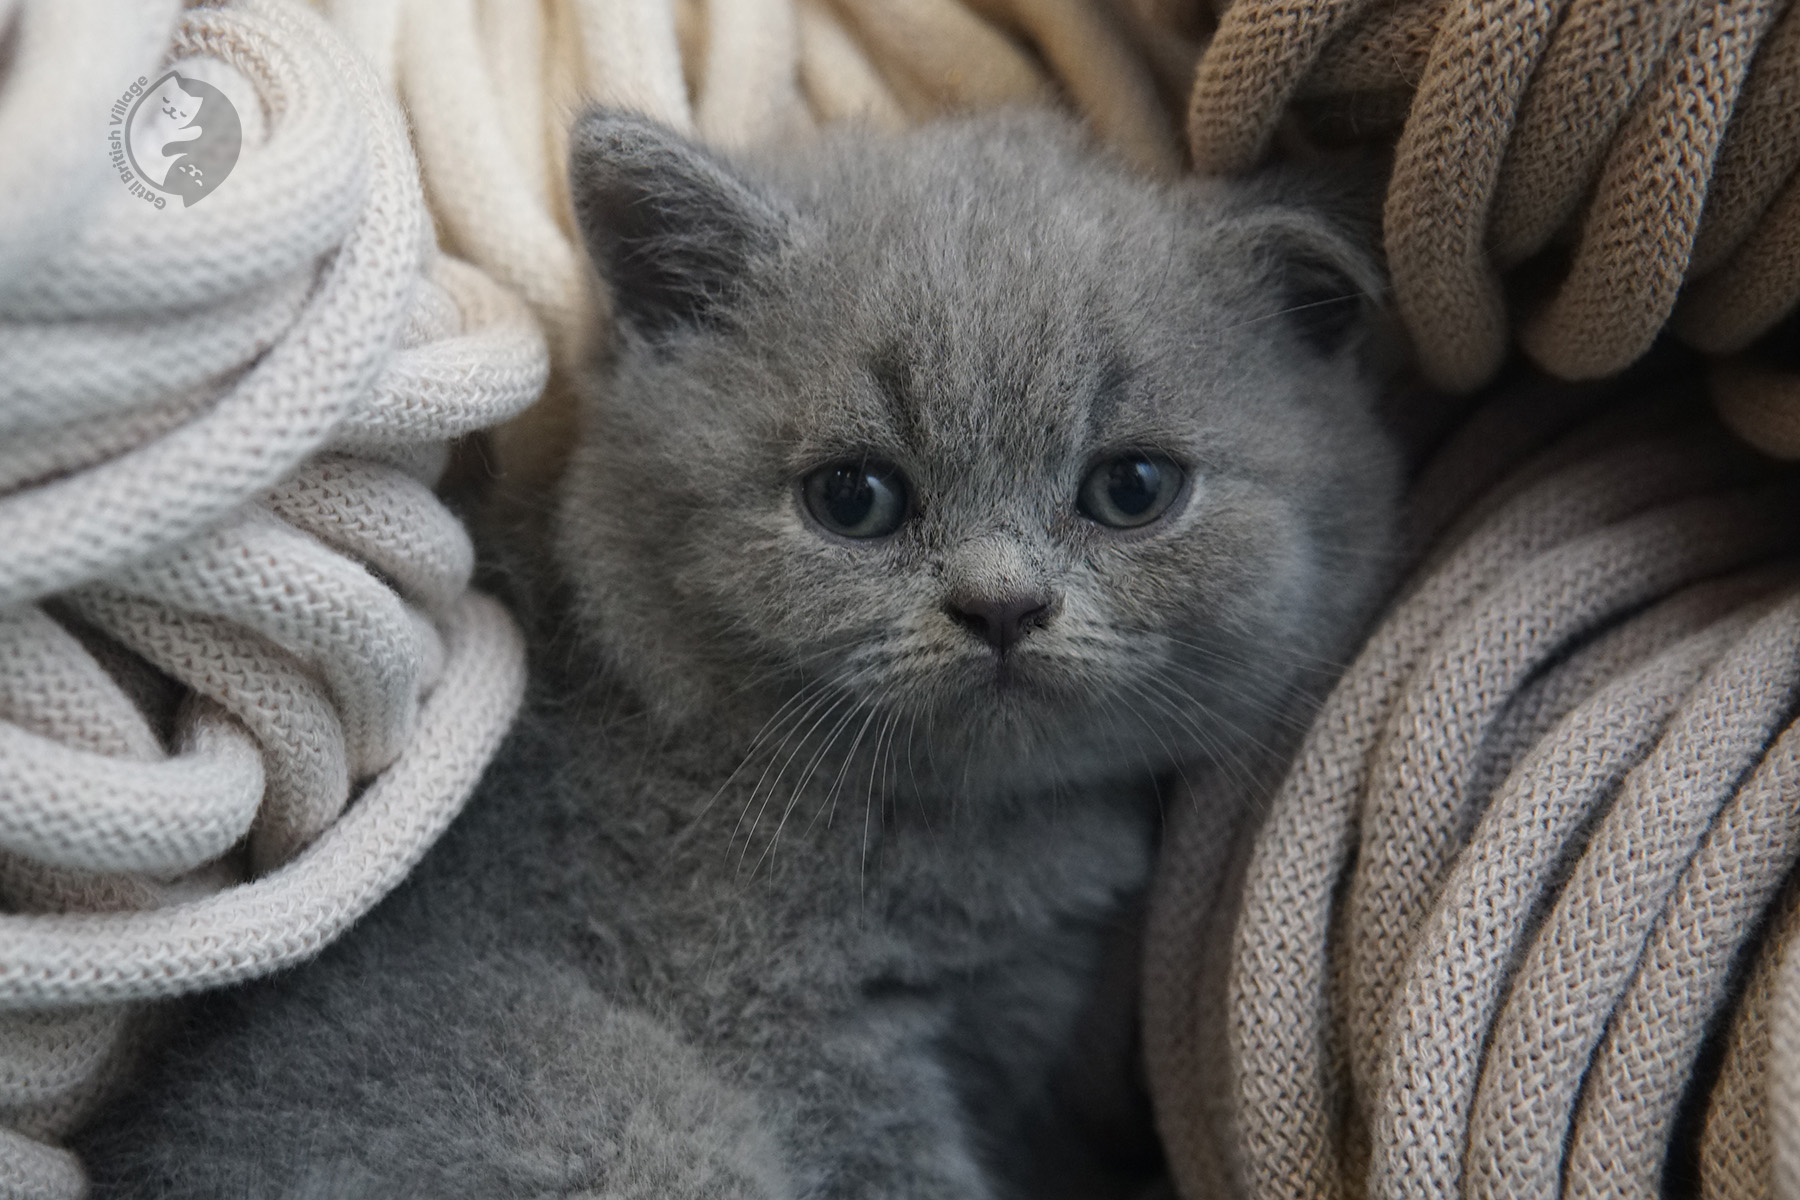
top-left (423, 688), bottom-right (1158, 1050)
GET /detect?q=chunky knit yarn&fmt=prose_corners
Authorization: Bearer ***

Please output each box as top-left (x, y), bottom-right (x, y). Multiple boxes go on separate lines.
top-left (1185, 0), bottom-right (1800, 454)
top-left (0, 1), bottom-right (541, 1193)
top-left (1145, 371), bottom-right (1800, 1200)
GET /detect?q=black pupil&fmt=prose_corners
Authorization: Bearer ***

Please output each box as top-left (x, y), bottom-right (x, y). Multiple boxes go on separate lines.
top-left (822, 468), bottom-right (876, 528)
top-left (1105, 458), bottom-right (1161, 516)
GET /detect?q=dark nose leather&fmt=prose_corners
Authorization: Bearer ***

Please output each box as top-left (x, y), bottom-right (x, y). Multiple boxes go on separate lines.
top-left (944, 593), bottom-right (1054, 654)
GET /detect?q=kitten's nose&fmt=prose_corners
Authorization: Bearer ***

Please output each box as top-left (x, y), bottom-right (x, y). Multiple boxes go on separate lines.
top-left (944, 592), bottom-right (1055, 654)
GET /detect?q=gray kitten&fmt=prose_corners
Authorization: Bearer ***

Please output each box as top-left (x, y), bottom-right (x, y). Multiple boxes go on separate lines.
top-left (76, 110), bottom-right (1398, 1198)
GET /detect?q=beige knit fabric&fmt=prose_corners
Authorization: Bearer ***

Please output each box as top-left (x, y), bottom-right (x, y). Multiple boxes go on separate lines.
top-left (1715, 356), bottom-right (1800, 459)
top-left (1182, 0), bottom-right (1800, 450)
top-left (1144, 369), bottom-right (1800, 1200)
top-left (1701, 874), bottom-right (1800, 1200)
top-left (0, 0), bottom-right (541, 1193)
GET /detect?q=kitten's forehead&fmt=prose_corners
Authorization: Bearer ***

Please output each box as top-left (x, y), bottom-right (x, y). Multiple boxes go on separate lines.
top-left (870, 304), bottom-right (1099, 462)
top-left (772, 195), bottom-right (1194, 482)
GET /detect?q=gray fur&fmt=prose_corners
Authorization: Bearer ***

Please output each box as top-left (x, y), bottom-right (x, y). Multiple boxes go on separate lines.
top-left (76, 110), bottom-right (1399, 1198)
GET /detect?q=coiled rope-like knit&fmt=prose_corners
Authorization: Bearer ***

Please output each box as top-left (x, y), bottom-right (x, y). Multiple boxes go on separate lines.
top-left (1184, 0), bottom-right (1800, 453)
top-left (0, 1), bottom-right (543, 1194)
top-left (1144, 372), bottom-right (1800, 1200)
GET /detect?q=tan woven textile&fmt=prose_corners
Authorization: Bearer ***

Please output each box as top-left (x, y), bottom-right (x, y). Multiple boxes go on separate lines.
top-left (1382, 0), bottom-right (1560, 391)
top-left (1144, 367), bottom-right (1800, 1200)
top-left (1184, 0), bottom-right (1800, 442)
top-left (1701, 875), bottom-right (1800, 1200)
top-left (1714, 353), bottom-right (1800, 458)
top-left (1519, 0), bottom-right (1784, 379)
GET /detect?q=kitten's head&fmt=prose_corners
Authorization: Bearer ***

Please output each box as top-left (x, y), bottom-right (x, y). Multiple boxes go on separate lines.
top-left (560, 109), bottom-right (1398, 796)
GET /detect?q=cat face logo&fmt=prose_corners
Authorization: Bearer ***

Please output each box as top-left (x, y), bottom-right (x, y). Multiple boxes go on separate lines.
top-left (110, 70), bottom-right (242, 209)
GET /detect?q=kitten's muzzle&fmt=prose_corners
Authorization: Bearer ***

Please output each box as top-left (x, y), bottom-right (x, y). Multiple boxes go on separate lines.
top-left (943, 591), bottom-right (1057, 655)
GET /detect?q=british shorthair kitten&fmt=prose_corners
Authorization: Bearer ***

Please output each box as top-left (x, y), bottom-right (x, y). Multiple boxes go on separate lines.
top-left (77, 109), bottom-right (1398, 1199)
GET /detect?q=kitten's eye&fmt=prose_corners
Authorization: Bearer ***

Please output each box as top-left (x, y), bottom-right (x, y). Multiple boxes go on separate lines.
top-left (1078, 453), bottom-right (1183, 529)
top-left (802, 460), bottom-right (910, 539)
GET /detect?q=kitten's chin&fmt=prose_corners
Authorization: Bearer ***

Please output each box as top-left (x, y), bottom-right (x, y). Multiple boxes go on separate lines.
top-left (934, 641), bottom-right (1100, 702)
top-left (905, 681), bottom-right (1161, 799)
top-left (959, 657), bottom-right (1061, 704)
top-left (909, 715), bottom-right (1154, 801)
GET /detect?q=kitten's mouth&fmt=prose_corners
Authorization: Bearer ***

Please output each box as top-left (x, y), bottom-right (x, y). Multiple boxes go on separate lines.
top-left (966, 648), bottom-right (1062, 701)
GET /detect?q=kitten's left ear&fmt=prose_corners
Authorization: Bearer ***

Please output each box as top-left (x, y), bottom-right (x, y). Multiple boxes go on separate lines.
top-left (569, 108), bottom-right (789, 342)
top-left (1229, 201), bottom-right (1387, 358)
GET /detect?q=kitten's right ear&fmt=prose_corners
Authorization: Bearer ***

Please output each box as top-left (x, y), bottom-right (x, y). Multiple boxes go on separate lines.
top-left (568, 109), bottom-right (788, 342)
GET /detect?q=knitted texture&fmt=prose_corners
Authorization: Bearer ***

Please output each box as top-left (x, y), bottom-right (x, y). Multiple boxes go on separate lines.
top-left (1143, 371), bottom-right (1800, 1200)
top-left (1182, 0), bottom-right (1800, 449)
top-left (0, 1), bottom-right (541, 1193)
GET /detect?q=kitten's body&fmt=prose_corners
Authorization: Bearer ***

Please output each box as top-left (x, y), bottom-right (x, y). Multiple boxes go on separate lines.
top-left (78, 112), bottom-right (1398, 1199)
